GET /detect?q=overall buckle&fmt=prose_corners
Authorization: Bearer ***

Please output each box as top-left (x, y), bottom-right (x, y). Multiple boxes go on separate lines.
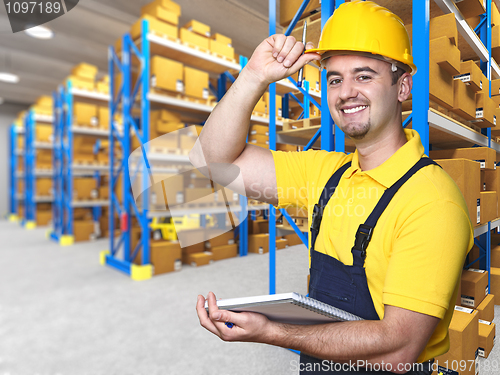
top-left (310, 204), bottom-right (324, 233)
top-left (353, 224), bottom-right (374, 258)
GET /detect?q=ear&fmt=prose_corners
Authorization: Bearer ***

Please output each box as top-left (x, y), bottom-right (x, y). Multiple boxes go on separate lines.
top-left (397, 73), bottom-right (412, 103)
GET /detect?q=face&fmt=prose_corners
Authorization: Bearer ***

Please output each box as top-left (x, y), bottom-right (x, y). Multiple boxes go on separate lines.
top-left (325, 55), bottom-right (409, 141)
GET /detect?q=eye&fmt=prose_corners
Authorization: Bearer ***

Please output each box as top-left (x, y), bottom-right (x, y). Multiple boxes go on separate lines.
top-left (329, 78), bottom-right (342, 86)
top-left (357, 75), bottom-right (372, 82)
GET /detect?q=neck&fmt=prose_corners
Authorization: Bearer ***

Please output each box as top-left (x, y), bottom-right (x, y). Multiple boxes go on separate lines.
top-left (355, 126), bottom-right (408, 171)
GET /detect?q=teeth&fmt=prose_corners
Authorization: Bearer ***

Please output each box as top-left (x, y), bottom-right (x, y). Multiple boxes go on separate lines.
top-left (343, 105), bottom-right (367, 114)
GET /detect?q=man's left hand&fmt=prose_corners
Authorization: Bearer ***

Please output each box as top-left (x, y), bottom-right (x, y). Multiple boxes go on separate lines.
top-left (196, 291), bottom-right (274, 343)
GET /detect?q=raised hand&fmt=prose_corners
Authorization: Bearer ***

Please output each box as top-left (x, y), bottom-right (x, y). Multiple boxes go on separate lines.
top-left (243, 35), bottom-right (321, 87)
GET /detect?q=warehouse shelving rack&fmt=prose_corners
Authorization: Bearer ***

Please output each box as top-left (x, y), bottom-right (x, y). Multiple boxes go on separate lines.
top-left (8, 123), bottom-right (24, 222)
top-left (104, 19), bottom-right (283, 279)
top-left (267, 0), bottom-right (500, 294)
top-left (21, 110), bottom-right (54, 229)
top-left (50, 82), bottom-right (110, 246)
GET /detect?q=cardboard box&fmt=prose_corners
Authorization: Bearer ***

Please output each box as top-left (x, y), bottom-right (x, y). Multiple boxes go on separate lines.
top-left (74, 103), bottom-right (97, 126)
top-left (183, 66), bottom-right (209, 99)
top-left (249, 218), bottom-right (268, 235)
top-left (430, 13), bottom-right (458, 46)
top-left (36, 210), bottom-right (52, 226)
top-left (35, 124), bottom-right (53, 142)
top-left (209, 39), bottom-right (234, 60)
top-left (151, 241), bottom-right (182, 275)
top-left (156, 121), bottom-right (184, 134)
top-left (434, 159), bottom-right (481, 224)
top-left (35, 149), bottom-right (53, 169)
top-left (276, 143), bottom-right (298, 152)
top-left (130, 15), bottom-right (178, 41)
top-left (492, 79), bottom-right (500, 97)
top-left (211, 244), bottom-right (238, 261)
top-left (431, 148), bottom-right (496, 170)
top-left (435, 306), bottom-right (479, 375)
top-left (276, 238), bottom-right (288, 250)
top-left (179, 134), bottom-right (196, 151)
top-left (184, 20), bottom-right (210, 37)
top-left (284, 233), bottom-right (303, 246)
top-left (141, 2), bottom-right (179, 25)
top-left (98, 107), bottom-right (109, 129)
top-left (74, 220), bottom-right (96, 242)
top-left (492, 24), bottom-right (500, 63)
top-left (248, 133), bottom-right (269, 144)
top-left (36, 178), bottom-right (52, 196)
top-left (147, 0), bottom-right (181, 17)
top-left (478, 320), bottom-right (495, 358)
top-left (477, 294), bottom-right (495, 322)
top-left (451, 79), bottom-right (477, 121)
top-left (461, 269), bottom-right (489, 308)
top-left (211, 33), bottom-right (232, 46)
top-left (182, 241), bottom-right (205, 264)
top-left (204, 230), bottom-right (235, 249)
top-left (280, 0), bottom-right (320, 26)
top-left (250, 124), bottom-right (269, 135)
top-left (99, 185), bottom-right (108, 200)
top-left (73, 178), bottom-right (98, 200)
top-left (67, 75), bottom-right (94, 91)
top-left (264, 93), bottom-right (283, 117)
top-left (491, 267), bottom-right (500, 299)
top-left (455, 0), bottom-right (486, 19)
top-left (429, 60), bottom-right (454, 109)
top-left (454, 60), bottom-right (484, 93)
top-left (248, 233), bottom-right (269, 254)
top-left (186, 251), bottom-right (213, 267)
top-left (480, 191), bottom-right (498, 223)
top-left (285, 205), bottom-right (308, 218)
top-left (151, 56), bottom-right (184, 93)
top-left (475, 92), bottom-right (497, 128)
top-left (482, 169), bottom-right (500, 199)
top-left (71, 63), bottom-right (98, 80)
top-left (492, 244), bottom-right (500, 268)
top-left (73, 208), bottom-right (92, 220)
top-left (430, 36), bottom-right (461, 75)
top-left (185, 188), bottom-right (214, 204)
top-left (254, 96), bottom-right (266, 113)
top-left (96, 81), bottom-right (109, 94)
top-left (150, 174), bottom-right (184, 209)
top-left (180, 27), bottom-right (209, 51)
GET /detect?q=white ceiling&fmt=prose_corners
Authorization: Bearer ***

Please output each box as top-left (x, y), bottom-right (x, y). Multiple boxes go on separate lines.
top-left (0, 0), bottom-right (279, 114)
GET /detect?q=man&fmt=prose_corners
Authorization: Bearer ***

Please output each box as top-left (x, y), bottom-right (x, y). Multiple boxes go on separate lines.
top-left (193, 1), bottom-right (473, 373)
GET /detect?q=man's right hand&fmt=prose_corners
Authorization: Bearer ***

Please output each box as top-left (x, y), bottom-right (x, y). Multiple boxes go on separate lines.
top-left (243, 34), bottom-right (321, 87)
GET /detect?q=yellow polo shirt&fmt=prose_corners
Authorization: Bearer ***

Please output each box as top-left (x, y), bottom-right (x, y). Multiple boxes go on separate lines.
top-left (271, 129), bottom-right (473, 362)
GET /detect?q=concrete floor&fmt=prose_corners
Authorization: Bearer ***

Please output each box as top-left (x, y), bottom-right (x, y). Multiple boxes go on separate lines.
top-left (1, 220), bottom-right (500, 375)
top-left (0, 221), bottom-right (308, 375)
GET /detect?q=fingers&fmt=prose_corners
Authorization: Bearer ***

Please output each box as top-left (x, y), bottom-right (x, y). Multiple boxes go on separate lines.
top-left (196, 294), bottom-right (220, 336)
top-left (272, 35), bottom-right (303, 67)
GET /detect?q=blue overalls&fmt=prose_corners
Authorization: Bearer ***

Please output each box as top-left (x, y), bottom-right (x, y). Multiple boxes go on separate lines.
top-left (299, 157), bottom-right (438, 375)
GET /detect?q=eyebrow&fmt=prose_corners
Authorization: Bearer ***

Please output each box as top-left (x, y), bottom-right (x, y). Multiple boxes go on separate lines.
top-left (326, 66), bottom-right (379, 80)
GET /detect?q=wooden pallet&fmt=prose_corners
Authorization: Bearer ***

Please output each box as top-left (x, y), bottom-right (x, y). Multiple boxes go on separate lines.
top-left (282, 116), bottom-right (322, 131)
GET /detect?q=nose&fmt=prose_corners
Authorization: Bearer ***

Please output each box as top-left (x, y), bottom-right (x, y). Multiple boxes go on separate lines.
top-left (338, 79), bottom-right (358, 102)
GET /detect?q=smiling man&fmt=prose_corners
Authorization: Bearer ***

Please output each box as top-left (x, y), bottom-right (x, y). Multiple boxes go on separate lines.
top-left (193, 1), bottom-right (473, 374)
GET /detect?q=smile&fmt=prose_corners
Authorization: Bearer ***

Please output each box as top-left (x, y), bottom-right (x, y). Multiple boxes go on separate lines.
top-left (342, 105), bottom-right (367, 114)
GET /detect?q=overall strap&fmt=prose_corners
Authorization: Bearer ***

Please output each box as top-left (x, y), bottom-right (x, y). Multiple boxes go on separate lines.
top-left (351, 157), bottom-right (440, 266)
top-left (310, 161), bottom-right (352, 251)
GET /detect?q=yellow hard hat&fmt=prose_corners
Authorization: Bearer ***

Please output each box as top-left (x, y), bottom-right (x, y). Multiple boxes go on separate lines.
top-left (306, 0), bottom-right (416, 74)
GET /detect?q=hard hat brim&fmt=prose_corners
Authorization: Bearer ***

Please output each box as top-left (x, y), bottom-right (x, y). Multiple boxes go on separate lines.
top-left (305, 48), bottom-right (417, 75)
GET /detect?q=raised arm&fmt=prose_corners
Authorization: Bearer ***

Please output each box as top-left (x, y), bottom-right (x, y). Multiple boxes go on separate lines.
top-left (188, 35), bottom-right (320, 206)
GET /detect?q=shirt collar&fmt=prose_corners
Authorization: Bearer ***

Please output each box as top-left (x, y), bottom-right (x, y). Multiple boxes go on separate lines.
top-left (344, 129), bottom-right (425, 188)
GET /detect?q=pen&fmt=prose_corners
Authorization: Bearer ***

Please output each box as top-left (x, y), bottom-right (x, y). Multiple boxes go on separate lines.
top-left (225, 322), bottom-right (234, 328)
top-left (297, 21), bottom-right (308, 88)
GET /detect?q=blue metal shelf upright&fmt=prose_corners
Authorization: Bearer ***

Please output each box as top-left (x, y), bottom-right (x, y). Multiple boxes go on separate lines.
top-left (104, 19), bottom-right (264, 280)
top-left (50, 82), bottom-right (109, 246)
top-left (8, 123), bottom-right (23, 222)
top-left (23, 110), bottom-right (36, 229)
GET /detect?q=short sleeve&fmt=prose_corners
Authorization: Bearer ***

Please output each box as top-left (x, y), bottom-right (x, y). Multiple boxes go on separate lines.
top-left (383, 199), bottom-right (473, 319)
top-left (271, 149), bottom-right (349, 210)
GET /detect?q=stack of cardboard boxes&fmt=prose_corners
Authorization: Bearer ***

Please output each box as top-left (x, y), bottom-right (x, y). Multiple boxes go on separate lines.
top-left (179, 229), bottom-right (237, 267)
top-left (247, 214), bottom-right (303, 254)
top-left (431, 148), bottom-right (499, 227)
top-left (67, 62), bottom-right (98, 92)
top-left (129, 0), bottom-right (234, 62)
top-left (435, 267), bottom-right (496, 374)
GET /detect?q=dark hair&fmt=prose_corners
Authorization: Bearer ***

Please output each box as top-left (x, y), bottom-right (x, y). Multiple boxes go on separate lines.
top-left (391, 66), bottom-right (406, 85)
